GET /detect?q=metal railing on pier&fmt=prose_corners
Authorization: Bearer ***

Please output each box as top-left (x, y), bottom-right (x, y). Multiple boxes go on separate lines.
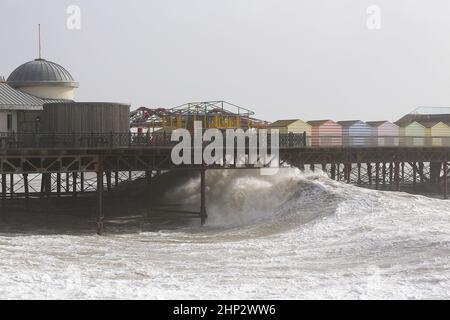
top-left (1, 132), bottom-right (450, 150)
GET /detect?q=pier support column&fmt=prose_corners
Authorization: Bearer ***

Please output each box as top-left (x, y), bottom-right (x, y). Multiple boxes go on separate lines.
top-left (331, 164), bottom-right (336, 180)
top-left (106, 171), bottom-right (112, 193)
top-left (382, 162), bottom-right (386, 187)
top-left (321, 164), bottom-right (327, 173)
top-left (80, 172), bottom-right (85, 193)
top-left (367, 163), bottom-right (372, 186)
top-left (394, 162), bottom-right (400, 191)
top-left (200, 169), bottom-right (207, 226)
top-left (389, 163), bottom-right (393, 188)
top-left (66, 173), bottom-right (70, 194)
top-left (430, 162), bottom-right (442, 184)
top-left (443, 162), bottom-right (448, 200)
top-left (419, 162), bottom-right (424, 184)
top-left (72, 173), bottom-right (77, 198)
top-left (1, 174), bottom-right (6, 207)
top-left (96, 160), bottom-right (104, 235)
top-left (57, 173), bottom-right (61, 197)
top-left (413, 163), bottom-right (417, 190)
top-left (401, 162), bottom-right (405, 183)
top-left (10, 174), bottom-right (14, 200)
top-left (23, 174), bottom-right (29, 210)
top-left (145, 170), bottom-right (153, 218)
top-left (375, 163), bottom-right (380, 190)
top-left (345, 164), bottom-right (351, 183)
top-left (357, 163), bottom-right (361, 184)
top-left (115, 172), bottom-right (119, 187)
top-left (310, 164), bottom-right (315, 172)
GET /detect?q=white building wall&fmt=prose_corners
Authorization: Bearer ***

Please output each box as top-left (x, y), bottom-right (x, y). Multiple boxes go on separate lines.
top-left (16, 86), bottom-right (75, 100)
top-left (0, 111), bottom-right (18, 132)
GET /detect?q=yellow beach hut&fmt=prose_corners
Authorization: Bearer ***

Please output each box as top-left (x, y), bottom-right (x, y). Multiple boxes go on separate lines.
top-left (269, 119), bottom-right (312, 146)
top-left (398, 121), bottom-right (426, 146)
top-left (419, 121), bottom-right (450, 147)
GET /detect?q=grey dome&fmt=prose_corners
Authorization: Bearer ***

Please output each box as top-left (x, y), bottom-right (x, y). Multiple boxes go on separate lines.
top-left (7, 58), bottom-right (78, 88)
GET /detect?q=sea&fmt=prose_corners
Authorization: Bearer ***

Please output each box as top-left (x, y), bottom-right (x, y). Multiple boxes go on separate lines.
top-left (0, 168), bottom-right (449, 299)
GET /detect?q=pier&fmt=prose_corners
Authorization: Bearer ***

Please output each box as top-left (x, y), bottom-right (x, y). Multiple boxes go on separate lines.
top-left (0, 131), bottom-right (449, 235)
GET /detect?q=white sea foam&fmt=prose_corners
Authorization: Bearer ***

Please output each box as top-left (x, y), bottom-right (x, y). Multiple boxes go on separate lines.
top-left (0, 168), bottom-right (449, 299)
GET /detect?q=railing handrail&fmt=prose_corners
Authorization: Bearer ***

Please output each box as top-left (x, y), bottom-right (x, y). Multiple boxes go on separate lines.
top-left (0, 132), bottom-right (450, 150)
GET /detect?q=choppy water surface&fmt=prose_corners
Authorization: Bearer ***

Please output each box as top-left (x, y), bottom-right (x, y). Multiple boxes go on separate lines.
top-left (0, 169), bottom-right (449, 299)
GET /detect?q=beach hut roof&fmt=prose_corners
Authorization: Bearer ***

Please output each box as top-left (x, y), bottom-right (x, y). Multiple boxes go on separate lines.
top-left (417, 120), bottom-right (447, 128)
top-left (398, 121), bottom-right (426, 128)
top-left (337, 120), bottom-right (364, 127)
top-left (307, 120), bottom-right (335, 126)
top-left (269, 119), bottom-right (301, 127)
top-left (366, 121), bottom-right (393, 127)
top-left (396, 113), bottom-right (450, 126)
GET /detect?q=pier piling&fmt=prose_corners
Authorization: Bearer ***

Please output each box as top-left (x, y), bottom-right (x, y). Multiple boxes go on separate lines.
top-left (10, 174), bottom-right (14, 200)
top-left (57, 173), bottom-right (61, 197)
top-left (443, 162), bottom-right (448, 199)
top-left (145, 170), bottom-right (153, 217)
top-left (1, 174), bottom-right (6, 207)
top-left (96, 160), bottom-right (104, 235)
top-left (23, 174), bottom-right (29, 210)
top-left (200, 169), bottom-right (207, 225)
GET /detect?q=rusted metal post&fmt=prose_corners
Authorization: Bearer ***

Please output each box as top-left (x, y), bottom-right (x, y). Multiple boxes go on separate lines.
top-left (395, 162), bottom-right (400, 191)
top-left (443, 162), bottom-right (448, 200)
top-left (23, 174), bottom-right (29, 210)
top-left (200, 169), bottom-right (207, 225)
top-left (96, 159), bottom-right (104, 235)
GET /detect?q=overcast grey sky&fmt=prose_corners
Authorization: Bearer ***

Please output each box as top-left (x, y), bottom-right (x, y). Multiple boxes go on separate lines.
top-left (1, 0), bottom-right (450, 122)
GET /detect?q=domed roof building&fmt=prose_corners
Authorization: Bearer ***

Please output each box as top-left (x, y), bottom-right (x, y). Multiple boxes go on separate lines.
top-left (1, 53), bottom-right (129, 137)
top-left (7, 58), bottom-right (78, 100)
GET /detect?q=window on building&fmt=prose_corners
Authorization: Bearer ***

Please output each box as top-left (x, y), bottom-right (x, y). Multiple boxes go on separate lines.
top-left (7, 114), bottom-right (12, 131)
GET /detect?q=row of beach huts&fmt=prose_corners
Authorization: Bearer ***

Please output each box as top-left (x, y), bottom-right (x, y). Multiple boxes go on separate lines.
top-left (268, 112), bottom-right (450, 147)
